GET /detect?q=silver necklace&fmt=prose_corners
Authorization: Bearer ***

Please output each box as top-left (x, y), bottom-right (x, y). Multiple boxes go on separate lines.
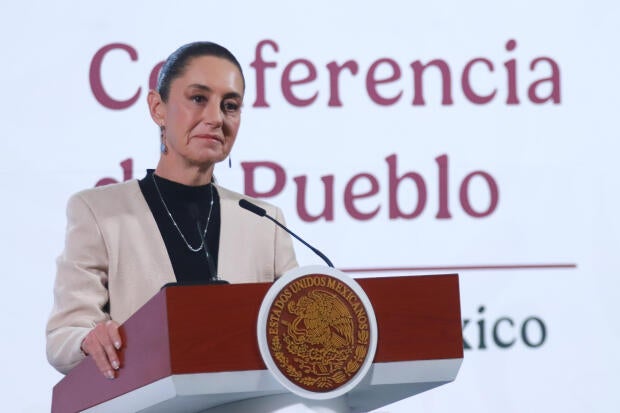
top-left (151, 173), bottom-right (214, 252)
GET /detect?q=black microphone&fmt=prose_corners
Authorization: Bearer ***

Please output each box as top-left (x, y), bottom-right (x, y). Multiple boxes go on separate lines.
top-left (188, 203), bottom-right (228, 285)
top-left (239, 199), bottom-right (334, 268)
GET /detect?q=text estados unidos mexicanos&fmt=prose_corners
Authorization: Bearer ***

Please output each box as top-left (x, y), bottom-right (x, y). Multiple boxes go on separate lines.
top-left (268, 276), bottom-right (369, 336)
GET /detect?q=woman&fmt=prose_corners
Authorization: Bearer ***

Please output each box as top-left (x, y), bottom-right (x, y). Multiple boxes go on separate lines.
top-left (46, 42), bottom-right (298, 379)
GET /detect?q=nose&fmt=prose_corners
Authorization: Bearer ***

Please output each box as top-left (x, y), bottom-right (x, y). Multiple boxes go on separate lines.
top-left (203, 99), bottom-right (223, 128)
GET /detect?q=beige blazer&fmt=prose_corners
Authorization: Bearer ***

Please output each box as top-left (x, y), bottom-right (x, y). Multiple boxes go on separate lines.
top-left (46, 180), bottom-right (297, 374)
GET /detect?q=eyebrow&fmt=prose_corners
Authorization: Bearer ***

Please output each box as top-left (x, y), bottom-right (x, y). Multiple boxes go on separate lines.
top-left (187, 83), bottom-right (242, 100)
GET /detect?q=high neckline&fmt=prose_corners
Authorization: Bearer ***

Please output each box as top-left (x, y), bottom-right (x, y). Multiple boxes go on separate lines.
top-left (150, 170), bottom-right (214, 201)
top-left (139, 169), bottom-right (221, 283)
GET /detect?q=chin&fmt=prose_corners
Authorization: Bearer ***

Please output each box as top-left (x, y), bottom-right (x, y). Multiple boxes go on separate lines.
top-left (189, 150), bottom-right (228, 165)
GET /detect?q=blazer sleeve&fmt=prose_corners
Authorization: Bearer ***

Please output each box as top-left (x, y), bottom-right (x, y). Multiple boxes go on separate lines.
top-left (46, 192), bottom-right (111, 374)
top-left (273, 205), bottom-right (298, 277)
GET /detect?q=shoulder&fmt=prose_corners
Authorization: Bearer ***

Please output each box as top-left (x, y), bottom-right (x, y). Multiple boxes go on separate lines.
top-left (72, 180), bottom-right (140, 201)
top-left (67, 180), bottom-right (142, 215)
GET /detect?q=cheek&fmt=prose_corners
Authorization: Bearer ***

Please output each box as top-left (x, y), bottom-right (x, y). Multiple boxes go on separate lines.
top-left (224, 117), bottom-right (241, 137)
top-left (169, 105), bottom-right (198, 128)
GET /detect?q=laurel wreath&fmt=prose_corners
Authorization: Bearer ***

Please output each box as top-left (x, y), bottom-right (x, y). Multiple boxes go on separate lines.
top-left (270, 324), bottom-right (370, 390)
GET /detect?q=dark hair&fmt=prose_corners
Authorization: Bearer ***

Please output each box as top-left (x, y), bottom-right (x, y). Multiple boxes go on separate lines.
top-left (156, 41), bottom-right (245, 102)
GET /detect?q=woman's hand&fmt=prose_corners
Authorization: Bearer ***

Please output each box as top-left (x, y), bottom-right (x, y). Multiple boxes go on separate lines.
top-left (81, 320), bottom-right (122, 379)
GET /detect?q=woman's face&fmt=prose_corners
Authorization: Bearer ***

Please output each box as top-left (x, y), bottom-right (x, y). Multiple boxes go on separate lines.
top-left (154, 55), bottom-right (244, 169)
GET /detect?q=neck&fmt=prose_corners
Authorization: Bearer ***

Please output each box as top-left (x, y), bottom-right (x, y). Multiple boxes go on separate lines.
top-left (155, 158), bottom-right (214, 186)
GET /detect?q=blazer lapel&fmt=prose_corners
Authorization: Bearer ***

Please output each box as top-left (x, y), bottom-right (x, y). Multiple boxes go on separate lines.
top-left (127, 181), bottom-right (176, 285)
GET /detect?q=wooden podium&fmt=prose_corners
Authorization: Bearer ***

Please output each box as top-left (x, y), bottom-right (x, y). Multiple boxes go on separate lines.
top-left (51, 274), bottom-right (463, 413)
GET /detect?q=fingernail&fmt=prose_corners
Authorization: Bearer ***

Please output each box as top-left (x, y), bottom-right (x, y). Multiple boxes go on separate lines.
top-left (111, 360), bottom-right (119, 370)
top-left (114, 341), bottom-right (121, 350)
top-left (106, 370), bottom-right (115, 380)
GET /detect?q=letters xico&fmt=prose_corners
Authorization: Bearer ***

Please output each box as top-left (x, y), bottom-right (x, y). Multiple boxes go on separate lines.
top-left (89, 39), bottom-right (560, 109)
top-left (462, 306), bottom-right (547, 350)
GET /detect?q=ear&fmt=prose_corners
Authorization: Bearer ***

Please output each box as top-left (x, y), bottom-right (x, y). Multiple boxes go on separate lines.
top-left (147, 90), bottom-right (166, 126)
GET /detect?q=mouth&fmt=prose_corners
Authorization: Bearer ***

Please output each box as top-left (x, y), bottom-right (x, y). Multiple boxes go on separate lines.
top-left (193, 134), bottom-right (224, 144)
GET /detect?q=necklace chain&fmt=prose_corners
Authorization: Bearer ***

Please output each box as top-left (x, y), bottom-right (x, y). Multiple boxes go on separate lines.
top-left (151, 173), bottom-right (214, 253)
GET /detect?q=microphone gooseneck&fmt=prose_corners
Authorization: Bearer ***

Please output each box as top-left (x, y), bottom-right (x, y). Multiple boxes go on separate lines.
top-left (238, 199), bottom-right (334, 268)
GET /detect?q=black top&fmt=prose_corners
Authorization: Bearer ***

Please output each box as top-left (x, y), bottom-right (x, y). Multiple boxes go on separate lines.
top-left (138, 170), bottom-right (220, 283)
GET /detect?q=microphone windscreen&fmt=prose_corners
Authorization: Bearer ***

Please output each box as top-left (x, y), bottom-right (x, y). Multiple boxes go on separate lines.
top-left (239, 199), bottom-right (267, 217)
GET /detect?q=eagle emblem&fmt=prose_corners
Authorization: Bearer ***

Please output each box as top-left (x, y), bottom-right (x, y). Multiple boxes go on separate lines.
top-left (266, 274), bottom-right (372, 392)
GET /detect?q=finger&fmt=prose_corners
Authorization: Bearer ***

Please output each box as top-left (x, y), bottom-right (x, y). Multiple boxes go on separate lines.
top-left (103, 321), bottom-right (122, 372)
top-left (94, 323), bottom-right (121, 374)
top-left (83, 332), bottom-right (114, 379)
top-left (85, 325), bottom-right (118, 379)
top-left (91, 346), bottom-right (117, 379)
top-left (105, 320), bottom-right (122, 350)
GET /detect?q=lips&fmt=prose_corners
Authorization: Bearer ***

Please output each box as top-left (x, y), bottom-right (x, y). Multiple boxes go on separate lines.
top-left (193, 134), bottom-right (223, 144)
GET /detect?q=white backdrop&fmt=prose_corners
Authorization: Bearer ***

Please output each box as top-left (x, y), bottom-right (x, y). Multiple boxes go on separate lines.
top-left (1, 1), bottom-right (619, 412)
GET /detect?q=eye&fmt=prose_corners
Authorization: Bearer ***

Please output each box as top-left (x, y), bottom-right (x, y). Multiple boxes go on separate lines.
top-left (222, 100), bottom-right (241, 113)
top-left (191, 95), bottom-right (206, 104)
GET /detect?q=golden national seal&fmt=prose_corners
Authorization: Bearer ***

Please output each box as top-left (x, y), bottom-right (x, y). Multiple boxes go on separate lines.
top-left (265, 273), bottom-right (371, 392)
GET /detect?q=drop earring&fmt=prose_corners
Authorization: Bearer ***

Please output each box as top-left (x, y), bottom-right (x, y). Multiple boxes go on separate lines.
top-left (160, 125), bottom-right (167, 154)
top-left (228, 155), bottom-right (232, 168)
